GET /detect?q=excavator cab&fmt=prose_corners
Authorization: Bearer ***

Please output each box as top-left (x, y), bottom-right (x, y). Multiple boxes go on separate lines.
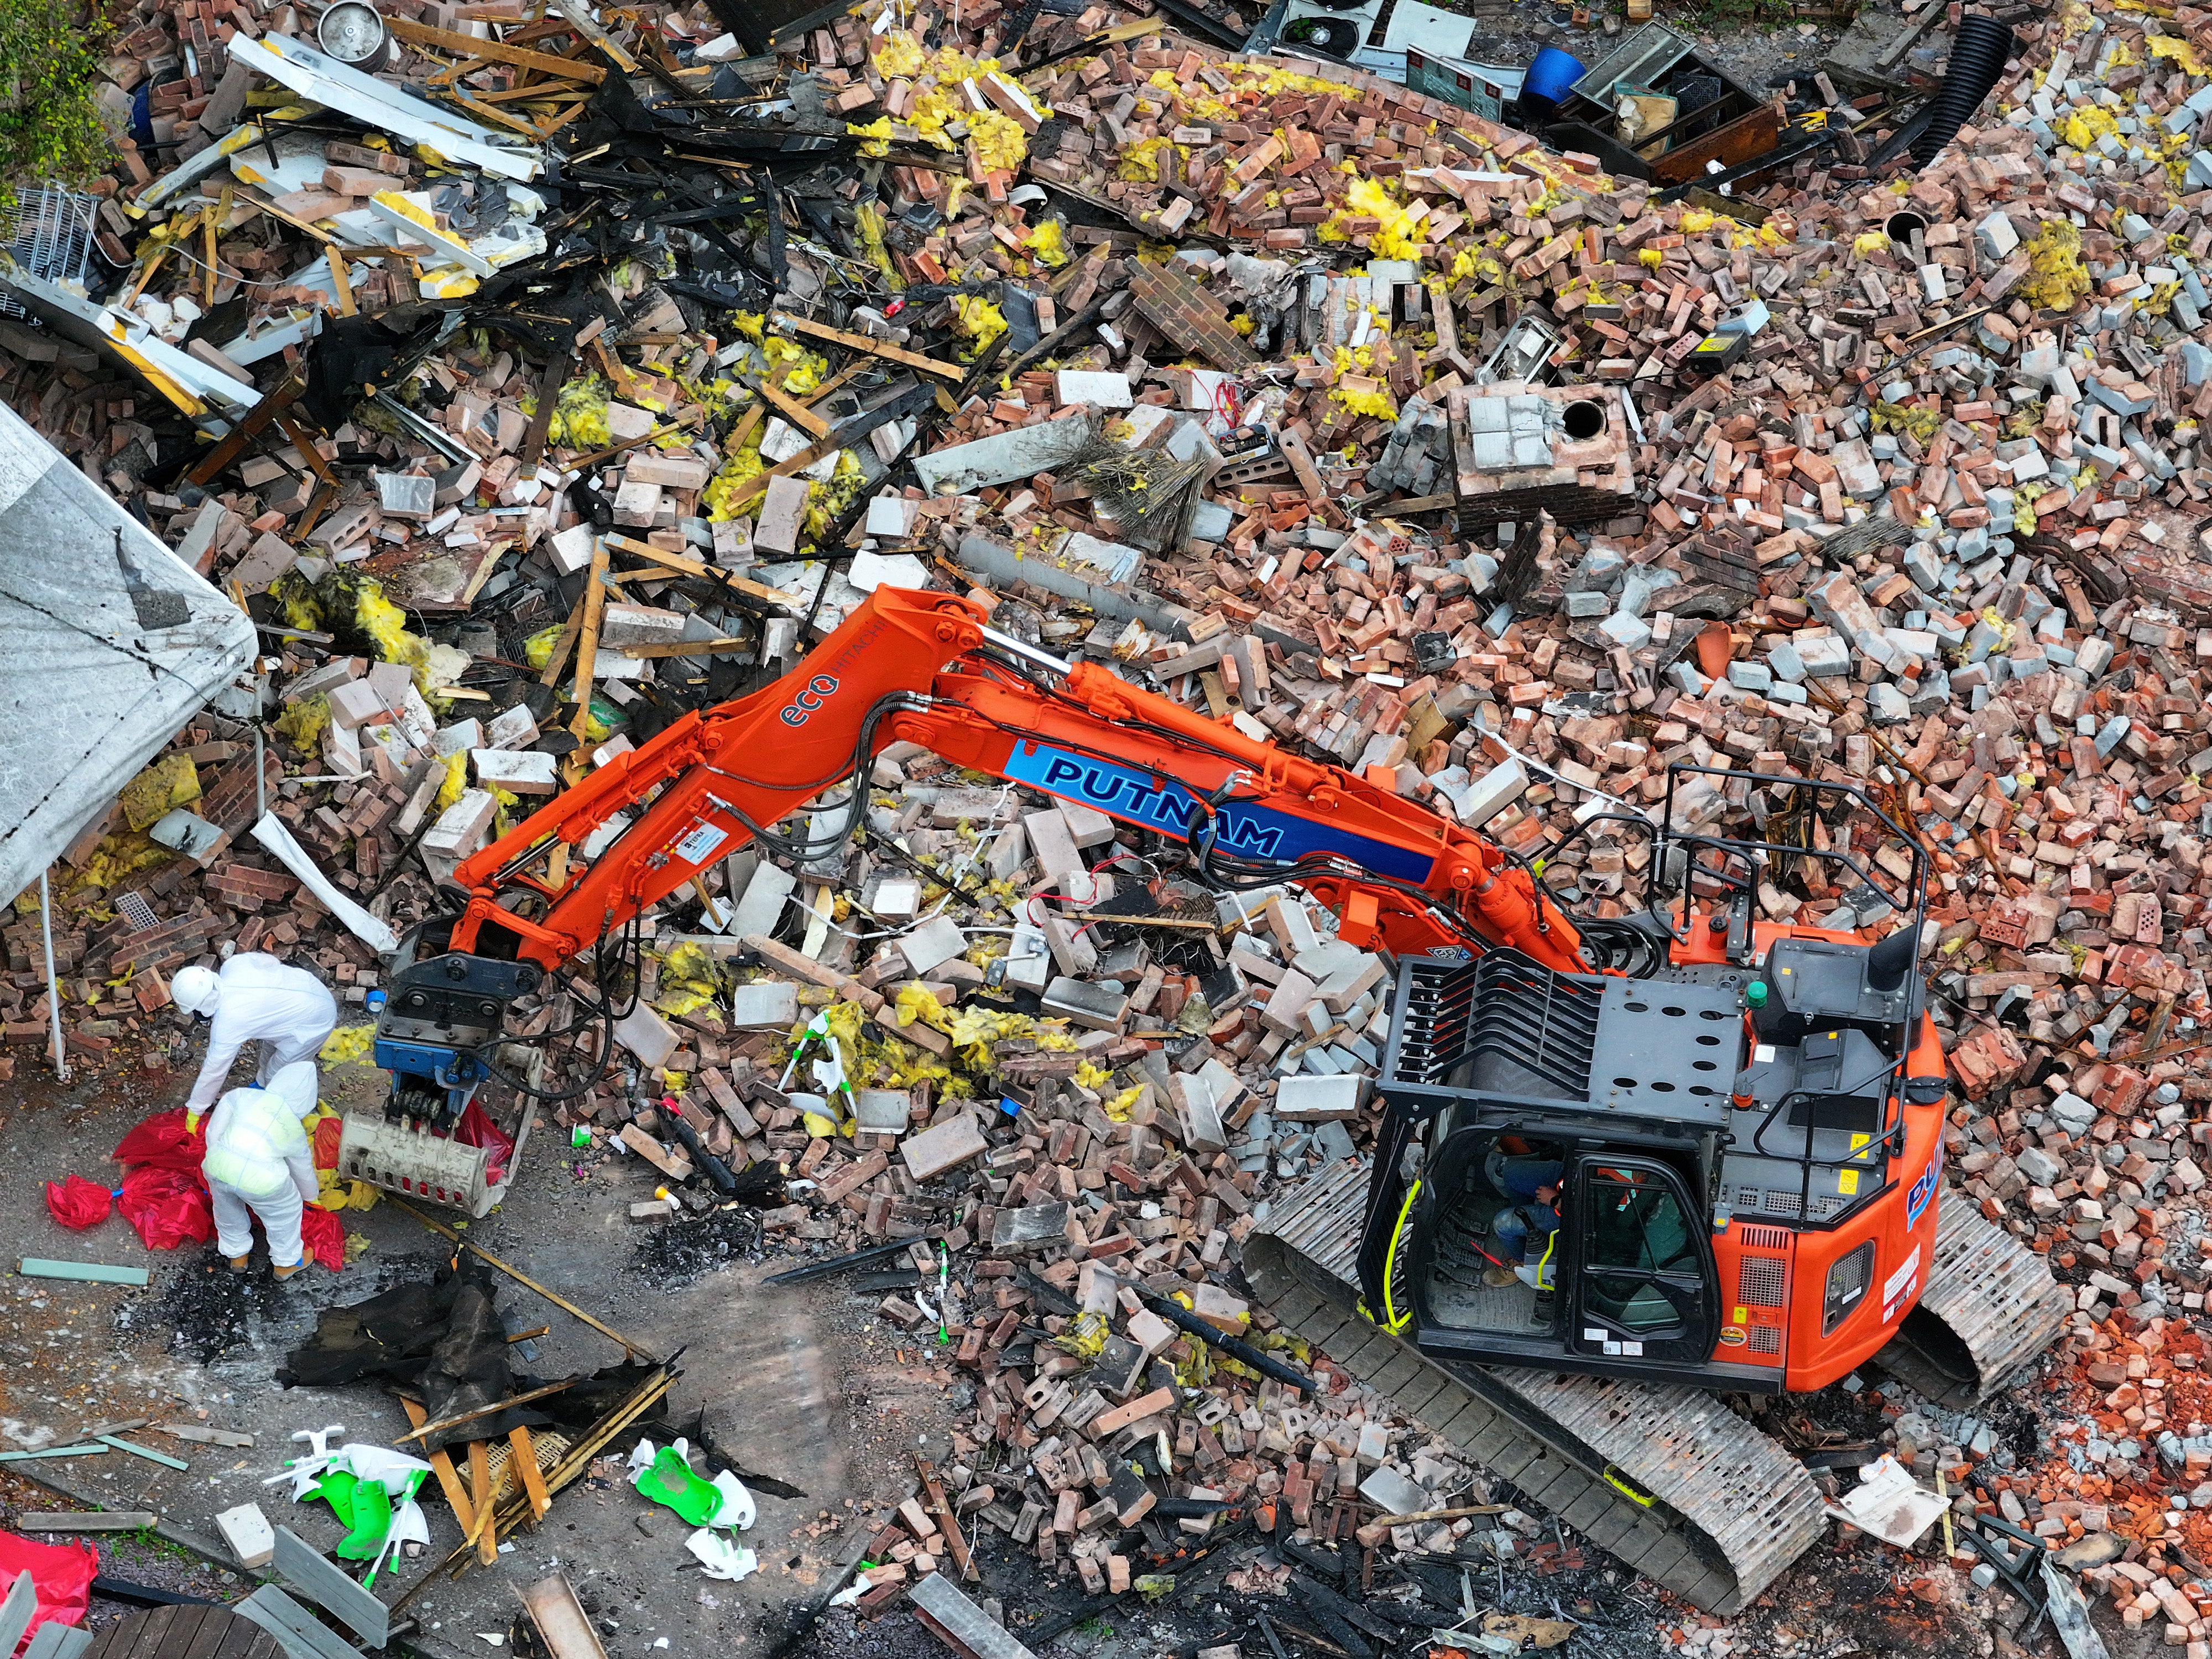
top-left (1353, 765), bottom-right (1948, 1393)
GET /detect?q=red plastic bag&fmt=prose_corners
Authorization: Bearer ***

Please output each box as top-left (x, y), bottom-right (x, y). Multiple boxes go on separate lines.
top-left (113, 1107), bottom-right (206, 1174)
top-left (117, 1165), bottom-right (214, 1251)
top-left (43, 1176), bottom-right (112, 1230)
top-left (312, 1113), bottom-right (343, 1170)
top-left (456, 1100), bottom-right (514, 1186)
top-left (0, 1529), bottom-right (95, 1649)
top-left (300, 1203), bottom-right (345, 1270)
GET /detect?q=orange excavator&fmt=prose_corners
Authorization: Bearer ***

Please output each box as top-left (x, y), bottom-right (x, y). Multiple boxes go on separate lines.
top-left (355, 586), bottom-right (2065, 1612)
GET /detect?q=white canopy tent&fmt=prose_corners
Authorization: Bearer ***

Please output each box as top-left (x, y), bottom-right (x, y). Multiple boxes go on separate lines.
top-left (0, 401), bottom-right (257, 906)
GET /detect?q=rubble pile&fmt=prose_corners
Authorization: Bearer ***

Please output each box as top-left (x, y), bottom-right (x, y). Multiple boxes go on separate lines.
top-left (11, 0), bottom-right (2212, 1641)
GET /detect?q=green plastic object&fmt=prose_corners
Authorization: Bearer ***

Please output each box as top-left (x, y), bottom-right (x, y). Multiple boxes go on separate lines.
top-left (1745, 981), bottom-right (1767, 1009)
top-left (635, 1446), bottom-right (722, 1526)
top-left (337, 1478), bottom-right (393, 1560)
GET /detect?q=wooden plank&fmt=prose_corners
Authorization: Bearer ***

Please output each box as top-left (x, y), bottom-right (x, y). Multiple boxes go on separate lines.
top-left (207, 1615), bottom-right (279, 1659)
top-left (20, 1618), bottom-right (93, 1659)
top-left (550, 0), bottom-right (637, 71)
top-left (128, 1608), bottom-right (184, 1657)
top-left (18, 1259), bottom-right (150, 1285)
top-left (615, 637), bottom-right (746, 659)
top-left (270, 1526), bottom-right (389, 1647)
top-left (231, 1589), bottom-right (357, 1659)
top-left (568, 538), bottom-right (608, 745)
top-left (326, 248), bottom-right (354, 317)
top-left (599, 534), bottom-right (797, 610)
top-left (755, 377), bottom-right (830, 440)
top-left (399, 1397), bottom-right (477, 1536)
top-left (395, 1379), bottom-right (577, 1444)
top-left (711, 437), bottom-right (833, 513)
top-left (17, 1511), bottom-right (159, 1532)
top-left (915, 1456), bottom-right (977, 1584)
top-left (519, 349), bottom-right (572, 472)
top-left (510, 1426), bottom-right (553, 1524)
top-left (467, 1441), bottom-right (499, 1566)
top-left (773, 313), bottom-right (964, 380)
top-left (387, 14), bottom-right (607, 80)
top-left (147, 1603), bottom-right (213, 1658)
top-left (0, 1572), bottom-right (40, 1657)
top-left (175, 1603), bottom-right (233, 1659)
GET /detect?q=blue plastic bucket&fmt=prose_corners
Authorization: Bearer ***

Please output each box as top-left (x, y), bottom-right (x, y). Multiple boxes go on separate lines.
top-left (1524, 46), bottom-right (1585, 105)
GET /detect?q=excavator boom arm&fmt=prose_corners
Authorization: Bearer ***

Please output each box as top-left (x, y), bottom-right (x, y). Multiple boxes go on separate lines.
top-left (446, 587), bottom-right (1583, 974)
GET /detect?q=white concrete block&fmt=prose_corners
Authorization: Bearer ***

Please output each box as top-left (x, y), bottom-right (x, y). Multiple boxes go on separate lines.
top-left (472, 748), bottom-right (559, 795)
top-left (215, 1502), bottom-right (275, 1569)
top-left (900, 913), bottom-right (970, 974)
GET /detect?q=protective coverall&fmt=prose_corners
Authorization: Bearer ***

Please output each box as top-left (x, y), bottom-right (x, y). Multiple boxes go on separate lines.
top-left (203, 1061), bottom-right (322, 1270)
top-left (183, 953), bottom-right (338, 1120)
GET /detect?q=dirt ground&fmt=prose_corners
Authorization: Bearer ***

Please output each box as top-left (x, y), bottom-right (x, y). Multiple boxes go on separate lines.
top-left (0, 1044), bottom-right (956, 1659)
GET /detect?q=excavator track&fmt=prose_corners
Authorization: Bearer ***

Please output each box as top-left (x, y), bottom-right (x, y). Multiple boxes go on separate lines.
top-left (1873, 1197), bottom-right (2072, 1409)
top-left (1246, 1163), bottom-right (2065, 1614)
top-left (1246, 1163), bottom-right (1825, 1614)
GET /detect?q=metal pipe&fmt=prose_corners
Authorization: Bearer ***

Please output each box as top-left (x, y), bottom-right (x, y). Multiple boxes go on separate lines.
top-left (955, 533), bottom-right (1192, 638)
top-left (979, 624), bottom-right (1072, 677)
top-left (39, 870), bottom-right (67, 1082)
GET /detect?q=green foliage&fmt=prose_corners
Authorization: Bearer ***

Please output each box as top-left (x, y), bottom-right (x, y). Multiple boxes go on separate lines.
top-left (0, 0), bottom-right (114, 206)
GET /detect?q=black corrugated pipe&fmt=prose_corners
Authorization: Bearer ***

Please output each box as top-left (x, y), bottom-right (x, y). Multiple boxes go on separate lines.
top-left (1910, 14), bottom-right (2017, 168)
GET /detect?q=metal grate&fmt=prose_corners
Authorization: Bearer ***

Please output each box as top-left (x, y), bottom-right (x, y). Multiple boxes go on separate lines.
top-left (117, 891), bottom-right (160, 932)
top-left (1737, 1255), bottom-right (1787, 1309)
top-left (0, 186), bottom-right (97, 322)
top-left (1750, 1326), bottom-right (1783, 1355)
top-left (1392, 953), bottom-right (1605, 1094)
top-left (1828, 1244), bottom-right (1870, 1303)
top-left (1735, 1224), bottom-right (1791, 1250)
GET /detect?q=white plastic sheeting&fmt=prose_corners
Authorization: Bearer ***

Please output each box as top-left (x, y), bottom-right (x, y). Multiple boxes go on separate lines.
top-left (0, 401), bottom-right (257, 904)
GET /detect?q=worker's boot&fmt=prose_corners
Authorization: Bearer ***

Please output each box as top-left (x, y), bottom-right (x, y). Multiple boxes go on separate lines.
top-left (1481, 1266), bottom-right (1519, 1288)
top-left (273, 1260), bottom-right (303, 1280)
top-left (227, 1255), bottom-right (251, 1274)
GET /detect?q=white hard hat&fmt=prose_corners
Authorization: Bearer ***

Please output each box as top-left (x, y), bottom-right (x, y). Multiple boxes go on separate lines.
top-left (268, 1060), bottom-right (320, 1115)
top-left (173, 964), bottom-right (220, 1016)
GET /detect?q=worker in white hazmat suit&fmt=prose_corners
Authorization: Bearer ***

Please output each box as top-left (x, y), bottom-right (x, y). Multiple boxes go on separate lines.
top-left (174, 954), bottom-right (337, 1126)
top-left (202, 1060), bottom-right (322, 1278)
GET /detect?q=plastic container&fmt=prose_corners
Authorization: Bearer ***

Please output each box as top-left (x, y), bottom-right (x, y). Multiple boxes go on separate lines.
top-left (1518, 46), bottom-right (1585, 122)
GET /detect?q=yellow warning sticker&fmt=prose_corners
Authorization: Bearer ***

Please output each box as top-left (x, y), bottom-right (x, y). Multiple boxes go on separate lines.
top-left (1837, 1168), bottom-right (1860, 1195)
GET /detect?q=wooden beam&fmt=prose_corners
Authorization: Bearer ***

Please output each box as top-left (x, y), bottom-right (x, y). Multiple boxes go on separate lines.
top-left (519, 348), bottom-right (572, 472)
top-left (600, 533), bottom-right (796, 609)
top-left (569, 537), bottom-right (608, 746)
top-left (756, 375), bottom-right (830, 439)
top-left (467, 1439), bottom-right (499, 1566)
top-left (387, 1196), bottom-right (659, 1361)
top-left (715, 437), bottom-right (832, 512)
top-left (401, 1397), bottom-right (478, 1537)
top-left (326, 247), bottom-right (356, 317)
top-left (388, 14), bottom-right (608, 80)
top-left (772, 312), bottom-right (964, 380)
top-left (510, 1427), bottom-right (554, 1524)
top-left (615, 636), bottom-right (747, 658)
top-left (396, 1378), bottom-right (579, 1445)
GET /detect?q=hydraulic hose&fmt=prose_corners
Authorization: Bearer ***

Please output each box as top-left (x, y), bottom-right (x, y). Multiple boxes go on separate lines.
top-left (1910, 16), bottom-right (2016, 168)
